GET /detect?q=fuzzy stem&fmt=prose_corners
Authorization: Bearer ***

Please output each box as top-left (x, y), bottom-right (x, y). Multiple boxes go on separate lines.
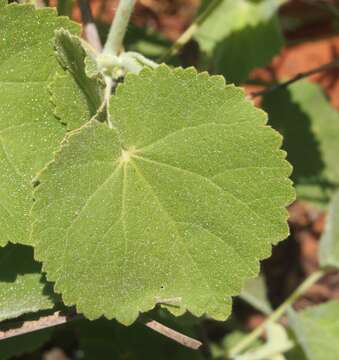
top-left (159, 0), bottom-right (223, 62)
top-left (103, 0), bottom-right (136, 56)
top-left (229, 270), bottom-right (325, 358)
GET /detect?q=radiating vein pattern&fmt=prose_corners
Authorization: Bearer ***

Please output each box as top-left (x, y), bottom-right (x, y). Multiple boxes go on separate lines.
top-left (33, 66), bottom-right (295, 325)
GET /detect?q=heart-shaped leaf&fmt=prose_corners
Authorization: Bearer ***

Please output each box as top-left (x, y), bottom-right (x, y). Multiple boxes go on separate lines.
top-left (32, 65), bottom-right (294, 325)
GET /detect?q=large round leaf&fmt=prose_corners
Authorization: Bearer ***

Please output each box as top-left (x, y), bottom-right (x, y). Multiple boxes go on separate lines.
top-left (32, 65), bottom-right (295, 325)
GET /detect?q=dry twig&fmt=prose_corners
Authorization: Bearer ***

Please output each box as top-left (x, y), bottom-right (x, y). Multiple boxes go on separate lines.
top-left (250, 58), bottom-right (339, 98)
top-left (0, 311), bottom-right (202, 350)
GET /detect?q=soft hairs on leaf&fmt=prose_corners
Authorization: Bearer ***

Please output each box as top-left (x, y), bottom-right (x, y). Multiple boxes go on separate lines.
top-left (50, 29), bottom-right (104, 131)
top-left (0, 3), bottom-right (79, 246)
top-left (32, 65), bottom-right (295, 325)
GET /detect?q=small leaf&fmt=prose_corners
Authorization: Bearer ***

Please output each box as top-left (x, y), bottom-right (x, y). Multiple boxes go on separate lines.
top-left (263, 81), bottom-right (339, 207)
top-left (32, 65), bottom-right (294, 325)
top-left (0, 243), bottom-right (55, 322)
top-left (319, 192), bottom-right (339, 269)
top-left (288, 301), bottom-right (339, 360)
top-left (240, 275), bottom-right (272, 315)
top-left (213, 17), bottom-right (283, 84)
top-left (195, 0), bottom-right (285, 83)
top-left (235, 322), bottom-right (293, 360)
top-left (51, 29), bottom-right (104, 131)
top-left (0, 3), bottom-right (79, 246)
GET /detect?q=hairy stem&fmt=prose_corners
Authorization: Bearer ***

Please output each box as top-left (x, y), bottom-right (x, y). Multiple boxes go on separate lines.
top-left (160, 0), bottom-right (223, 62)
top-left (229, 269), bottom-right (325, 358)
top-left (104, 75), bottom-right (114, 128)
top-left (103, 0), bottom-right (136, 56)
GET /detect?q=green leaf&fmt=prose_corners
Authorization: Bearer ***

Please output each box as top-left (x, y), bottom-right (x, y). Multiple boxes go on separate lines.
top-left (51, 29), bottom-right (104, 131)
top-left (213, 17), bottom-right (283, 84)
top-left (32, 65), bottom-right (294, 325)
top-left (263, 81), bottom-right (339, 207)
top-left (0, 243), bottom-right (55, 322)
top-left (213, 326), bottom-right (299, 360)
top-left (228, 323), bottom-right (292, 360)
top-left (125, 25), bottom-right (172, 61)
top-left (0, 328), bottom-right (52, 360)
top-left (285, 330), bottom-right (308, 360)
top-left (319, 192), bottom-right (339, 268)
top-left (196, 0), bottom-right (285, 52)
top-left (76, 318), bottom-right (203, 360)
top-left (240, 275), bottom-right (272, 315)
top-left (57, 0), bottom-right (73, 16)
top-left (288, 301), bottom-right (339, 360)
top-left (0, 4), bottom-right (79, 246)
top-left (195, 0), bottom-right (285, 83)
top-left (211, 330), bottom-right (263, 359)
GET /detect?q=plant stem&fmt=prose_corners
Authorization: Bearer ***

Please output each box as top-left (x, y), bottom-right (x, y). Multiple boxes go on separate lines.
top-left (159, 0), bottom-right (223, 62)
top-left (0, 311), bottom-right (202, 350)
top-left (104, 75), bottom-right (113, 128)
top-left (78, 0), bottom-right (102, 52)
top-left (229, 269), bottom-right (325, 358)
top-left (103, 0), bottom-right (136, 56)
top-left (140, 315), bottom-right (202, 350)
top-left (250, 58), bottom-right (339, 98)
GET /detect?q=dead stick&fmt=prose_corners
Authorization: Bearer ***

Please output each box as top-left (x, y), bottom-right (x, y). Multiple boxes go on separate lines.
top-left (250, 58), bottom-right (339, 98)
top-left (0, 312), bottom-right (202, 350)
top-left (0, 312), bottom-right (77, 340)
top-left (141, 316), bottom-right (202, 350)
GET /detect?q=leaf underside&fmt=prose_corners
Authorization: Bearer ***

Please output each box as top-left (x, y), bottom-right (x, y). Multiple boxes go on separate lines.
top-left (32, 65), bottom-right (294, 325)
